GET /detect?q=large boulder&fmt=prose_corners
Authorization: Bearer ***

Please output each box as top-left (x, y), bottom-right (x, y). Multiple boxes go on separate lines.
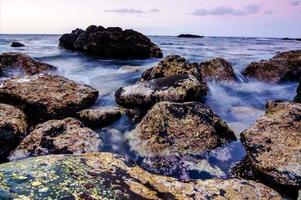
top-left (0, 152), bottom-right (281, 199)
top-left (115, 74), bottom-right (208, 109)
top-left (0, 52), bottom-right (56, 76)
top-left (59, 25), bottom-right (162, 59)
top-left (10, 42), bottom-right (25, 47)
top-left (241, 101), bottom-right (301, 187)
top-left (0, 74), bottom-right (98, 121)
top-left (242, 50), bottom-right (301, 83)
top-left (0, 104), bottom-right (27, 159)
top-left (128, 101), bottom-right (236, 157)
top-left (9, 118), bottom-right (101, 161)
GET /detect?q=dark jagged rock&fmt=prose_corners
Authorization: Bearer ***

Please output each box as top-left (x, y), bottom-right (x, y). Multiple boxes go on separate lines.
top-left (282, 38), bottom-right (301, 41)
top-left (9, 118), bottom-right (101, 161)
top-left (177, 34), bottom-right (204, 38)
top-left (59, 25), bottom-right (162, 59)
top-left (0, 153), bottom-right (281, 199)
top-left (128, 101), bottom-right (236, 157)
top-left (115, 74), bottom-right (208, 109)
top-left (0, 104), bottom-right (27, 160)
top-left (10, 41), bottom-right (25, 47)
top-left (241, 101), bottom-right (301, 187)
top-left (0, 52), bottom-right (56, 76)
top-left (295, 80), bottom-right (301, 102)
top-left (0, 74), bottom-right (98, 122)
top-left (242, 50), bottom-right (301, 83)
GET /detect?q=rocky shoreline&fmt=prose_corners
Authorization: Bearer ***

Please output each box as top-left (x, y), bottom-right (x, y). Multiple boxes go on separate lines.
top-left (0, 25), bottom-right (301, 199)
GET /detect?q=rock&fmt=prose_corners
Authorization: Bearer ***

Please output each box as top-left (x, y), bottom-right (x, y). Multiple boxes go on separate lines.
top-left (59, 25), bottom-right (162, 59)
top-left (9, 118), bottom-right (101, 161)
top-left (0, 52), bottom-right (56, 76)
top-left (295, 80), bottom-right (301, 103)
top-left (10, 42), bottom-right (25, 47)
top-left (115, 74), bottom-right (208, 109)
top-left (77, 106), bottom-right (122, 128)
top-left (128, 101), bottom-right (236, 157)
top-left (199, 58), bottom-right (236, 81)
top-left (0, 104), bottom-right (27, 159)
top-left (282, 38), bottom-right (301, 41)
top-left (140, 55), bottom-right (198, 81)
top-left (241, 101), bottom-right (301, 187)
top-left (119, 66), bottom-right (144, 73)
top-left (242, 50), bottom-right (301, 83)
top-left (0, 152), bottom-right (281, 199)
top-left (177, 34), bottom-right (204, 38)
top-left (0, 74), bottom-right (98, 121)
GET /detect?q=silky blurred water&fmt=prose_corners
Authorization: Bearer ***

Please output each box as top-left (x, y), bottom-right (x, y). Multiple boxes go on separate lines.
top-left (1, 34), bottom-right (301, 180)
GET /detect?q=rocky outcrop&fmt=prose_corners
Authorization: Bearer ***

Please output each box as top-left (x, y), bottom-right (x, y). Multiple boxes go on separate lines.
top-left (11, 42), bottom-right (25, 47)
top-left (59, 25), bottom-right (162, 59)
top-left (242, 50), bottom-right (301, 83)
top-left (199, 58), bottom-right (236, 81)
top-left (128, 101), bottom-right (236, 157)
top-left (9, 118), bottom-right (101, 161)
top-left (178, 34), bottom-right (204, 38)
top-left (0, 52), bottom-right (56, 76)
top-left (295, 81), bottom-right (301, 102)
top-left (241, 101), bottom-right (301, 187)
top-left (0, 74), bottom-right (98, 121)
top-left (0, 104), bottom-right (27, 160)
top-left (0, 152), bottom-right (281, 199)
top-left (115, 74), bottom-right (208, 109)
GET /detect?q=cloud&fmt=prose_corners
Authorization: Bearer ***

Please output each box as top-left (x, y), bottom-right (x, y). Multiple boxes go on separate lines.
top-left (150, 9), bottom-right (160, 13)
top-left (290, 0), bottom-right (300, 6)
top-left (190, 4), bottom-right (260, 16)
top-left (264, 10), bottom-right (274, 15)
top-left (104, 8), bottom-right (144, 14)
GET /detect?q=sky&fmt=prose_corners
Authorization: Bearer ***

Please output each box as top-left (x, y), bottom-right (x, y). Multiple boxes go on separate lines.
top-left (0, 0), bottom-right (300, 37)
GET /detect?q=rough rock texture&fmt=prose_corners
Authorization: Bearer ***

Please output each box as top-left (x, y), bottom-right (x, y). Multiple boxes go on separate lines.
top-left (295, 80), bottom-right (301, 103)
top-left (10, 42), bottom-right (25, 47)
top-left (0, 153), bottom-right (281, 199)
top-left (128, 101), bottom-right (236, 157)
top-left (199, 58), bottom-right (236, 81)
top-left (77, 107), bottom-right (122, 128)
top-left (242, 50), bottom-right (301, 83)
top-left (0, 74), bottom-right (99, 121)
top-left (0, 52), bottom-right (56, 76)
top-left (9, 118), bottom-right (101, 161)
top-left (59, 25), bottom-right (162, 59)
top-left (140, 55), bottom-right (198, 81)
top-left (115, 74), bottom-right (208, 109)
top-left (177, 34), bottom-right (204, 38)
top-left (241, 101), bottom-right (301, 187)
top-left (0, 104), bottom-right (27, 159)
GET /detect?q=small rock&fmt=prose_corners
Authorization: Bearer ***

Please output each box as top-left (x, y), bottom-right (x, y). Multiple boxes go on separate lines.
top-left (0, 104), bottom-right (27, 159)
top-left (9, 118), bottom-right (101, 161)
top-left (128, 101), bottom-right (236, 157)
top-left (177, 34), bottom-right (204, 38)
top-left (295, 80), bottom-right (301, 103)
top-left (119, 66), bottom-right (144, 73)
top-left (115, 74), bottom-right (208, 109)
top-left (0, 52), bottom-right (56, 76)
top-left (11, 42), bottom-right (25, 47)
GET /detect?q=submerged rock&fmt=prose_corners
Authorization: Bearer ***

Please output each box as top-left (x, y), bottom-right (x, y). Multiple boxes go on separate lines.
top-left (242, 50), bottom-right (301, 83)
top-left (115, 74), bottom-right (208, 109)
top-left (241, 101), bottom-right (301, 187)
top-left (0, 52), bottom-right (56, 76)
top-left (0, 104), bottom-right (27, 159)
top-left (128, 101), bottom-right (236, 157)
top-left (9, 118), bottom-right (101, 161)
top-left (0, 152), bottom-right (281, 199)
top-left (59, 25), bottom-right (162, 59)
top-left (199, 58), bottom-right (236, 81)
top-left (10, 41), bottom-right (25, 47)
top-left (0, 74), bottom-right (98, 121)
top-left (177, 34), bottom-right (204, 38)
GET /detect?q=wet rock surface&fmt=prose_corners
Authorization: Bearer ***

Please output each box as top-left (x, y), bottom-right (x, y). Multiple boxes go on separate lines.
top-left (177, 34), bottom-right (204, 38)
top-left (115, 74), bottom-right (208, 109)
top-left (9, 118), bottom-right (101, 161)
top-left (242, 50), bottom-right (301, 83)
top-left (10, 42), bottom-right (25, 47)
top-left (0, 104), bottom-right (27, 160)
top-left (0, 52), bottom-right (56, 76)
top-left (0, 74), bottom-right (99, 121)
top-left (0, 152), bottom-right (281, 199)
top-left (59, 25), bottom-right (162, 59)
top-left (295, 80), bottom-right (301, 103)
top-left (128, 101), bottom-right (236, 157)
top-left (241, 101), bottom-right (301, 187)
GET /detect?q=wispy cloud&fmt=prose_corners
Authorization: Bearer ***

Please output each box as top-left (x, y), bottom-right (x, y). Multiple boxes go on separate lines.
top-left (290, 0), bottom-right (300, 6)
top-left (190, 4), bottom-right (260, 16)
top-left (264, 10), bottom-right (274, 15)
top-left (150, 9), bottom-right (160, 13)
top-left (104, 8), bottom-right (160, 15)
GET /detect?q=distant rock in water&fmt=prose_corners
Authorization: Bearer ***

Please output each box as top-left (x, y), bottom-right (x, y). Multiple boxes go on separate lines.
top-left (282, 38), bottom-right (301, 41)
top-left (0, 52), bottom-right (56, 76)
top-left (178, 34), bottom-right (204, 38)
top-left (242, 50), bottom-right (301, 83)
top-left (10, 41), bottom-right (25, 47)
top-left (59, 25), bottom-right (163, 59)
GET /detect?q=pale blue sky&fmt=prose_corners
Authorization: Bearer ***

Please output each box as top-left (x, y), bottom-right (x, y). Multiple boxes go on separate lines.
top-left (0, 0), bottom-right (300, 37)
